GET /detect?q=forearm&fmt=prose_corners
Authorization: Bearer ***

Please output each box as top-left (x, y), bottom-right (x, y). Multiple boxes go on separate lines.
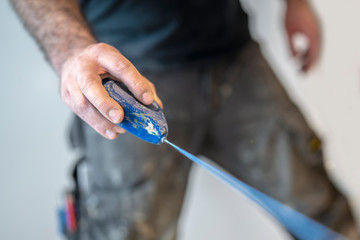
top-left (11, 0), bottom-right (160, 140)
top-left (10, 0), bottom-right (97, 74)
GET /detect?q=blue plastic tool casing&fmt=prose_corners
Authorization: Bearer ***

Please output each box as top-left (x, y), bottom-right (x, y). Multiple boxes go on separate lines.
top-left (103, 79), bottom-right (168, 144)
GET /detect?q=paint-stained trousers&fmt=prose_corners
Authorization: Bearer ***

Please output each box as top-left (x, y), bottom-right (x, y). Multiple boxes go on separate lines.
top-left (68, 41), bottom-right (358, 240)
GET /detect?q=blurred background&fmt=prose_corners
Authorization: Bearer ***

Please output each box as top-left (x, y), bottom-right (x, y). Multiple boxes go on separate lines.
top-left (1, 0), bottom-right (360, 239)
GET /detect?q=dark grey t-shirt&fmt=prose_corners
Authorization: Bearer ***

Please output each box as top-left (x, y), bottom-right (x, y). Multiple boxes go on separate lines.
top-left (79, 0), bottom-right (250, 71)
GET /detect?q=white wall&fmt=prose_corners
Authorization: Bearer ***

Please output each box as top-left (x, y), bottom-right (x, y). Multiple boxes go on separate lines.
top-left (244, 0), bottom-right (360, 223)
top-left (0, 1), bottom-right (74, 239)
top-left (1, 0), bottom-right (360, 239)
top-left (303, 0), bottom-right (360, 223)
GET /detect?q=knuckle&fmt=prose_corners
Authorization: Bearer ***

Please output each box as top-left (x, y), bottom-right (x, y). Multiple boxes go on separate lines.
top-left (94, 122), bottom-right (112, 138)
top-left (94, 126), bottom-right (110, 139)
top-left (114, 59), bottom-right (132, 73)
top-left (73, 56), bottom-right (87, 71)
top-left (89, 42), bottom-right (108, 56)
top-left (93, 97), bottom-right (107, 110)
top-left (96, 42), bottom-right (108, 50)
top-left (134, 80), bottom-right (150, 94)
top-left (78, 77), bottom-right (91, 92)
top-left (75, 54), bottom-right (87, 66)
top-left (73, 98), bottom-right (89, 118)
top-left (93, 124), bottom-right (105, 135)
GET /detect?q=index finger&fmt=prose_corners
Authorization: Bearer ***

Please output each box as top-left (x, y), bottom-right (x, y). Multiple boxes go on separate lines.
top-left (92, 44), bottom-right (155, 105)
top-left (75, 57), bottom-right (124, 124)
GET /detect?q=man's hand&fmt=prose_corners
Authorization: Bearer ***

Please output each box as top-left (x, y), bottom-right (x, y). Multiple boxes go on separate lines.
top-left (61, 43), bottom-right (162, 139)
top-left (11, 0), bottom-right (162, 139)
top-left (285, 0), bottom-right (321, 72)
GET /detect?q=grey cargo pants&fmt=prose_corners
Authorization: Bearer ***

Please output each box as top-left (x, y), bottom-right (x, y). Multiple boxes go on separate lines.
top-left (69, 41), bottom-right (357, 240)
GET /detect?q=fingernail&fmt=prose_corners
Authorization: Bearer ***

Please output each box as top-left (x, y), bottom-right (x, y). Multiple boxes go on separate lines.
top-left (106, 130), bottom-right (116, 139)
top-left (142, 92), bottom-right (154, 104)
top-left (109, 108), bottom-right (122, 123)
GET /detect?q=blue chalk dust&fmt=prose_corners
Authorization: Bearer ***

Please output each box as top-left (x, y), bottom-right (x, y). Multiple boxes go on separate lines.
top-left (163, 139), bottom-right (347, 240)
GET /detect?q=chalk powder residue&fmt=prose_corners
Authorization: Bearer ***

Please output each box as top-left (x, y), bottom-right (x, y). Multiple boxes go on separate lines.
top-left (145, 122), bottom-right (157, 135)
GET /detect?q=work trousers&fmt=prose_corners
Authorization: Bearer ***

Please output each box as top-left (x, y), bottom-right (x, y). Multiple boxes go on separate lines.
top-left (69, 41), bottom-right (357, 240)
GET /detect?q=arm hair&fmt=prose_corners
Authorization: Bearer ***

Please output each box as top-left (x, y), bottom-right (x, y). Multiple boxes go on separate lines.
top-left (10, 0), bottom-right (97, 73)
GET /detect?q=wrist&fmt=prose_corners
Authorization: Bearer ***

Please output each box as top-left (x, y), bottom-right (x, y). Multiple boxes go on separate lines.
top-left (50, 38), bottom-right (97, 74)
